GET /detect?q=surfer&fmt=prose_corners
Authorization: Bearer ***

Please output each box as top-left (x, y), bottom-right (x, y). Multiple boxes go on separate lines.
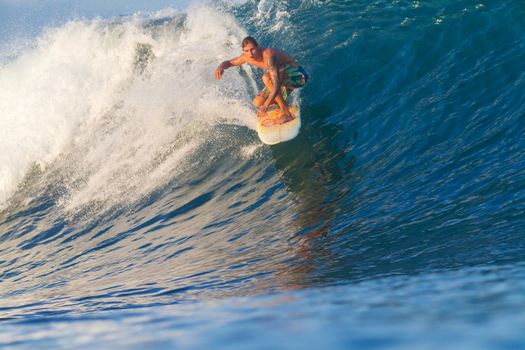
top-left (215, 36), bottom-right (308, 121)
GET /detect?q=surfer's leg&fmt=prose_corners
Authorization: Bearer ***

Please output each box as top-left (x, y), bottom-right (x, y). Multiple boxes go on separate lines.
top-left (261, 73), bottom-right (290, 118)
top-left (253, 75), bottom-right (280, 108)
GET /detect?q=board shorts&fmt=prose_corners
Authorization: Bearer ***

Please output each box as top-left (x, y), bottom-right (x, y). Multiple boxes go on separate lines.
top-left (280, 64), bottom-right (309, 89)
top-left (260, 64), bottom-right (308, 101)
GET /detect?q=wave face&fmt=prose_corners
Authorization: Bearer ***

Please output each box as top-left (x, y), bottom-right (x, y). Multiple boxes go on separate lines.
top-left (1, 1), bottom-right (525, 348)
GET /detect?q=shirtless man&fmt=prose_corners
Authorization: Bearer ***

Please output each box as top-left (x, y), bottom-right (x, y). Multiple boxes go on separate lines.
top-left (215, 36), bottom-right (308, 121)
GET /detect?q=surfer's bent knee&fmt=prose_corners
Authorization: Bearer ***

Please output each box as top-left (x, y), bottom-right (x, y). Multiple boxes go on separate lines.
top-left (253, 96), bottom-right (264, 107)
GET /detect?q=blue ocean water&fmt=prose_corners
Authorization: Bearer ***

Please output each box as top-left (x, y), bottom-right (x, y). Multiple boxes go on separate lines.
top-left (1, 0), bottom-right (525, 348)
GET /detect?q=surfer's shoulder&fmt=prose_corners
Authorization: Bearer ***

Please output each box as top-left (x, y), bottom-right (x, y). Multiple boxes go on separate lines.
top-left (262, 47), bottom-right (276, 58)
top-left (262, 48), bottom-right (278, 69)
top-left (263, 48), bottom-right (296, 66)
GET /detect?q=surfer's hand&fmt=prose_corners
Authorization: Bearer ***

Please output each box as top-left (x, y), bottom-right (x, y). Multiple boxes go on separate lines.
top-left (257, 105), bottom-right (267, 118)
top-left (215, 66), bottom-right (224, 80)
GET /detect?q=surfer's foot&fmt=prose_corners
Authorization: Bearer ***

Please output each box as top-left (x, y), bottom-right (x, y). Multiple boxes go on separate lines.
top-left (280, 112), bottom-right (294, 123)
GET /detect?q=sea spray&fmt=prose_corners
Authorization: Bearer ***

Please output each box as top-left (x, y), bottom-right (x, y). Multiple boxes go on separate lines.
top-left (0, 7), bottom-right (257, 212)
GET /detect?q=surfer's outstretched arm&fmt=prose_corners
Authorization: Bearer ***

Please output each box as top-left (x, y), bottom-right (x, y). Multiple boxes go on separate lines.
top-left (215, 56), bottom-right (245, 80)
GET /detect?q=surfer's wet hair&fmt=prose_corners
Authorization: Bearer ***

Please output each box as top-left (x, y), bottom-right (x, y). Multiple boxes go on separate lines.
top-left (242, 36), bottom-right (258, 48)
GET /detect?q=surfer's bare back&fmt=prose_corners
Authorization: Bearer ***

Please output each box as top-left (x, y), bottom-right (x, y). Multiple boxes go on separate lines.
top-left (215, 36), bottom-right (308, 120)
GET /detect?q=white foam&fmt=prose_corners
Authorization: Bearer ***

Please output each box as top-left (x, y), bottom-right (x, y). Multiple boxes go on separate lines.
top-left (253, 0), bottom-right (292, 33)
top-left (240, 144), bottom-right (263, 159)
top-left (0, 6), bottom-right (256, 211)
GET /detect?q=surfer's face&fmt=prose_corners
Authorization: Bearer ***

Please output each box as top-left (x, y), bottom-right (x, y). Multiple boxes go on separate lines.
top-left (242, 43), bottom-right (258, 59)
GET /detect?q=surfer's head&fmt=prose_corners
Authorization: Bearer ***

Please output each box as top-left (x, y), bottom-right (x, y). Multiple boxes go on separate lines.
top-left (242, 36), bottom-right (259, 59)
top-left (242, 36), bottom-right (258, 48)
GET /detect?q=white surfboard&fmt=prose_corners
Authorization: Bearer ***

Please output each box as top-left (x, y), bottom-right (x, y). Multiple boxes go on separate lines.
top-left (256, 106), bottom-right (301, 145)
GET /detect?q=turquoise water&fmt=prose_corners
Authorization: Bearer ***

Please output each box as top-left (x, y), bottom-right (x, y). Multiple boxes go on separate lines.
top-left (1, 0), bottom-right (525, 348)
